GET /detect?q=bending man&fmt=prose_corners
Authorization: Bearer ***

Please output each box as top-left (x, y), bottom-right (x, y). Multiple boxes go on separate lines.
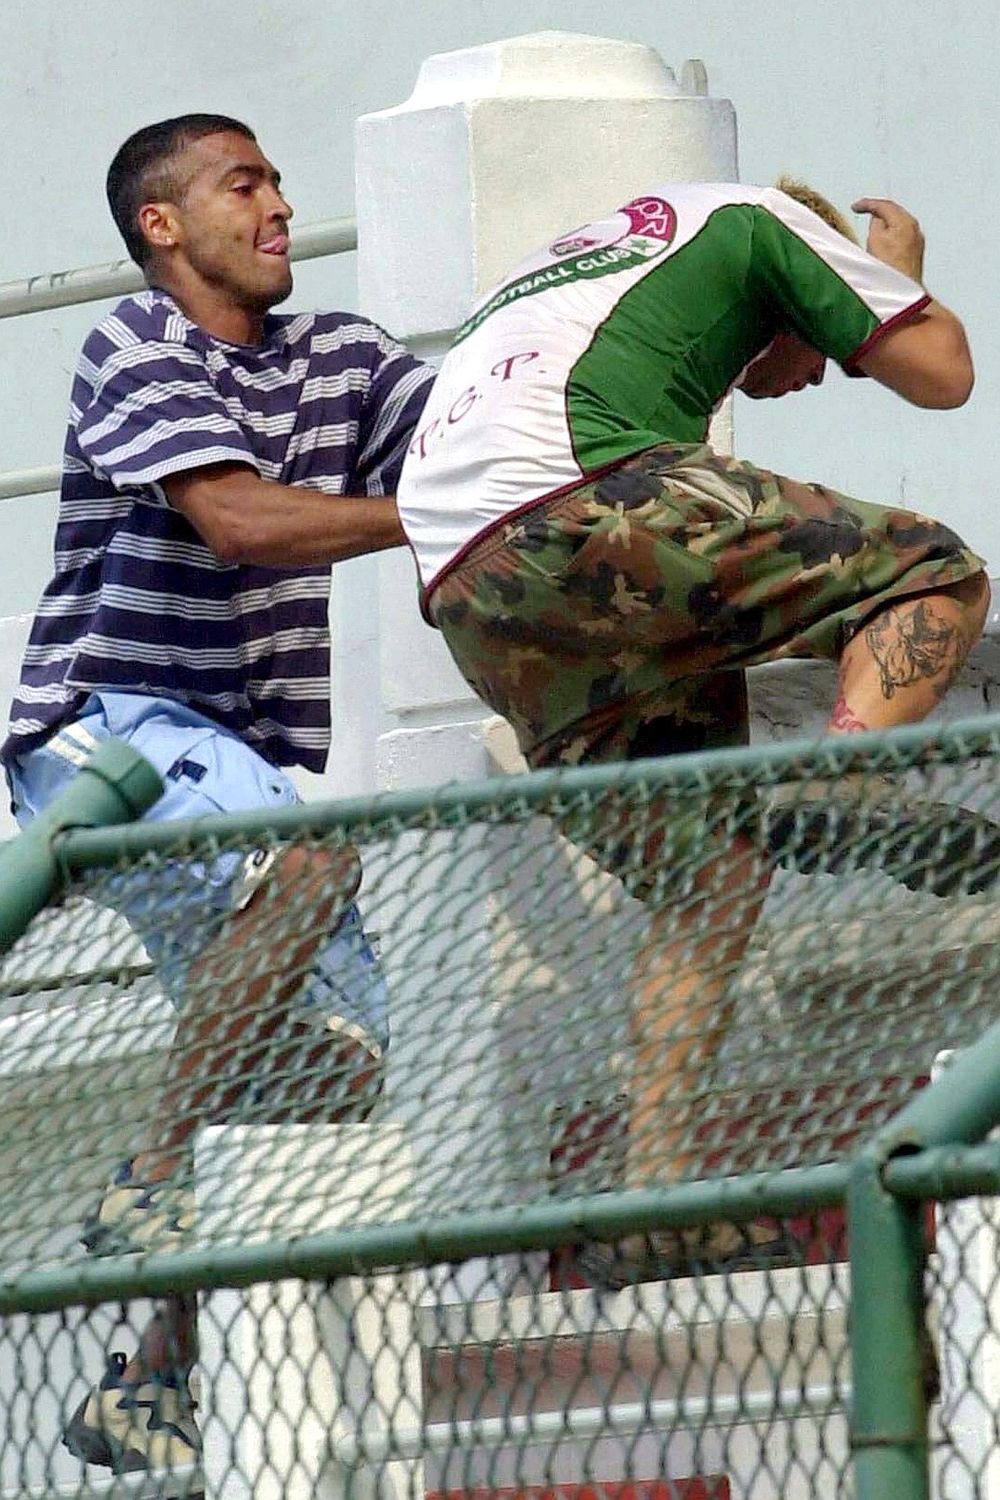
top-left (396, 177), bottom-right (988, 1278)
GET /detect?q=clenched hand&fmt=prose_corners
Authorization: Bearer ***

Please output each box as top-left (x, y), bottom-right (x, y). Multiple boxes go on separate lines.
top-left (852, 197), bottom-right (925, 283)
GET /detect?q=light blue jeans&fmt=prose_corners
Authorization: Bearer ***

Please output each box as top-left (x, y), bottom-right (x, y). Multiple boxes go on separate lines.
top-left (8, 691), bottom-right (389, 1060)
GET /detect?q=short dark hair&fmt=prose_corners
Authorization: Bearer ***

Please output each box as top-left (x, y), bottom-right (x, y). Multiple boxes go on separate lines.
top-left (107, 114), bottom-right (257, 268)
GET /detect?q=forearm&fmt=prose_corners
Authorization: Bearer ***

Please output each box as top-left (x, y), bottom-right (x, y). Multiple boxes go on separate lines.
top-left (221, 486), bottom-right (406, 566)
top-left (163, 463), bottom-right (407, 566)
top-left (857, 300), bottom-right (973, 408)
top-left (850, 195), bottom-right (973, 408)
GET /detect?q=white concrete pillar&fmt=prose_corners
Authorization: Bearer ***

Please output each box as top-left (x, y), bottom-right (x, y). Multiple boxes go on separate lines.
top-left (196, 1124), bottom-right (423, 1500)
top-left (356, 29), bottom-right (738, 769)
top-left (352, 31), bottom-right (739, 1273)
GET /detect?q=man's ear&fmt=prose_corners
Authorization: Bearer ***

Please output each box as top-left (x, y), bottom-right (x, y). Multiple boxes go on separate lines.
top-left (137, 201), bottom-right (181, 254)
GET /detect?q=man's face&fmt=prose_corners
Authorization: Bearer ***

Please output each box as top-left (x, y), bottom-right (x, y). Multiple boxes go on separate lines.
top-left (153, 131), bottom-right (294, 316)
top-left (738, 332), bottom-right (827, 400)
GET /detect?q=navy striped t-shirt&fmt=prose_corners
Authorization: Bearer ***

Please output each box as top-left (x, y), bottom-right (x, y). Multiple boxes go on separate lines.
top-left (4, 289), bottom-right (433, 772)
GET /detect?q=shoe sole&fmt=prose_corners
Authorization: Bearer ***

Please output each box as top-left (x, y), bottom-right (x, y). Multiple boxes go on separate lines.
top-left (576, 1232), bottom-right (799, 1291)
top-left (63, 1401), bottom-right (203, 1492)
top-left (764, 801), bottom-right (1000, 897)
top-left (62, 1398), bottom-right (148, 1473)
top-left (79, 1220), bottom-right (136, 1258)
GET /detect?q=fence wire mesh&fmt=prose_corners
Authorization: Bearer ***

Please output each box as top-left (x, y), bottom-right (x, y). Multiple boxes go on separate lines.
top-left (1, 719), bottom-right (1000, 1500)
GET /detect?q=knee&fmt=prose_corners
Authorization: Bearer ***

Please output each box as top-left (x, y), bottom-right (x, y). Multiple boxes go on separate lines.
top-left (273, 842), bottom-right (362, 903)
top-left (950, 570), bottom-right (991, 640)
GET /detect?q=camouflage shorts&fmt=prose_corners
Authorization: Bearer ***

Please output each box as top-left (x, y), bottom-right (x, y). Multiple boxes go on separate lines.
top-left (430, 442), bottom-right (985, 769)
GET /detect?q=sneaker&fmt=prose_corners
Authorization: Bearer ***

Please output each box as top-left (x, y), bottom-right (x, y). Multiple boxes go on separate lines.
top-left (761, 775), bottom-right (1000, 897)
top-left (62, 1352), bottom-right (200, 1474)
top-left (81, 1160), bottom-right (195, 1257)
top-left (576, 1220), bottom-right (796, 1290)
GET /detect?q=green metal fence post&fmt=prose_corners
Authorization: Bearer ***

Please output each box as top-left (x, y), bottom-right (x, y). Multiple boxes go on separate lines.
top-left (0, 739), bottom-right (162, 951)
top-left (846, 980), bottom-right (1000, 1500)
top-left (849, 1148), bottom-right (931, 1500)
top-left (879, 1023), bottom-right (1000, 1151)
top-left (847, 1015), bottom-right (1000, 1500)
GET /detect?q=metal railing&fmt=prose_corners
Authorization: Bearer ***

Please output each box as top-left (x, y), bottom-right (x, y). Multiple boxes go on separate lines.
top-left (0, 215), bottom-right (358, 502)
top-left (5, 726), bottom-right (1000, 1500)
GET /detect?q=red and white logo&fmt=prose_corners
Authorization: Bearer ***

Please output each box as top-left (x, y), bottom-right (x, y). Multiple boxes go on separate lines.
top-left (549, 232), bottom-right (603, 256)
top-left (621, 195), bottom-right (677, 243)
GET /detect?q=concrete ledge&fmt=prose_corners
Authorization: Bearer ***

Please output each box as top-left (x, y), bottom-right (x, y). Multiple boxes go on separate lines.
top-left (750, 609), bottom-right (1000, 741)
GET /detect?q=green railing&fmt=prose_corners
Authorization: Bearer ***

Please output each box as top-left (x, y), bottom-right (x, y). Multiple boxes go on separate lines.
top-left (2, 720), bottom-right (1000, 1500)
top-left (0, 215), bottom-right (359, 504)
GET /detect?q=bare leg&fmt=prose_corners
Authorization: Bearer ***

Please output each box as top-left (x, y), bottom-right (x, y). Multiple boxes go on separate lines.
top-left (625, 574), bottom-right (989, 1194)
top-left (627, 828), bottom-right (771, 1188)
top-left (120, 1015), bottom-right (383, 1390)
top-left (830, 574), bottom-right (989, 733)
top-left (132, 842), bottom-right (368, 1182)
top-left (121, 1298), bottom-right (197, 1386)
top-left (121, 843), bottom-right (382, 1381)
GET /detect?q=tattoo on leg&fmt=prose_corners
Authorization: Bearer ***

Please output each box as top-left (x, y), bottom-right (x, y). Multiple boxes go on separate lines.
top-left (830, 694), bottom-right (870, 732)
top-left (864, 601), bottom-right (963, 702)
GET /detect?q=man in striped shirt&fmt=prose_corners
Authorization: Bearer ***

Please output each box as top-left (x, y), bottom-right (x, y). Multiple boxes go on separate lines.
top-left (2, 114), bottom-right (433, 1472)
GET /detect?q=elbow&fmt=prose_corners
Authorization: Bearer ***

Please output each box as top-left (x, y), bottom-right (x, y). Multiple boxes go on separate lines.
top-left (918, 358), bottom-right (974, 410)
top-left (905, 334), bottom-right (975, 408)
top-left (187, 493), bottom-right (255, 563)
top-left (945, 357), bottom-right (975, 408)
top-left (194, 513), bottom-right (249, 565)
top-left (937, 384), bottom-right (973, 411)
top-left (930, 330), bottom-right (975, 408)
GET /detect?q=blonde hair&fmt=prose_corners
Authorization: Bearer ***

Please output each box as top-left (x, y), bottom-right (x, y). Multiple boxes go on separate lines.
top-left (774, 175), bottom-right (859, 244)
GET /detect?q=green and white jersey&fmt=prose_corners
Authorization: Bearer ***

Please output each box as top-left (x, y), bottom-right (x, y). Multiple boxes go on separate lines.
top-left (398, 182), bottom-right (928, 600)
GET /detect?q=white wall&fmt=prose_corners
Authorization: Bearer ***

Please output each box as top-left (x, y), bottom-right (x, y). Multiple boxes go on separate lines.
top-left (0, 0), bottom-right (996, 816)
top-left (2, 2), bottom-right (995, 519)
top-left (0, 18), bottom-right (995, 1487)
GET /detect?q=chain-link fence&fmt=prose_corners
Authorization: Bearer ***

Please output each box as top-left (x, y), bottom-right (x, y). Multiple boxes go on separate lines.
top-left (3, 720), bottom-right (1000, 1500)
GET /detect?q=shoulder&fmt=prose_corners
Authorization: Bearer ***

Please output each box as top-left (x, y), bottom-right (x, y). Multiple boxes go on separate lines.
top-left (81, 289), bottom-right (196, 360)
top-left (752, 184), bottom-right (854, 248)
top-left (665, 181), bottom-right (767, 210)
top-left (78, 290), bottom-right (205, 395)
top-left (642, 181), bottom-right (767, 228)
top-left (751, 185), bottom-right (871, 282)
top-left (625, 183), bottom-right (765, 265)
top-left (295, 309), bottom-right (427, 370)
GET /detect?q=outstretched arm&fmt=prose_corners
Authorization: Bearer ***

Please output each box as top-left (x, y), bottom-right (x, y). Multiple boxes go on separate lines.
top-left (163, 462), bottom-right (407, 566)
top-left (852, 197), bottom-right (973, 409)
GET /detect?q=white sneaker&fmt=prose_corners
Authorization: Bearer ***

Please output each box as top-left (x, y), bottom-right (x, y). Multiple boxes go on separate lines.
top-left (81, 1160), bottom-right (195, 1257)
top-left (62, 1352), bottom-right (200, 1473)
